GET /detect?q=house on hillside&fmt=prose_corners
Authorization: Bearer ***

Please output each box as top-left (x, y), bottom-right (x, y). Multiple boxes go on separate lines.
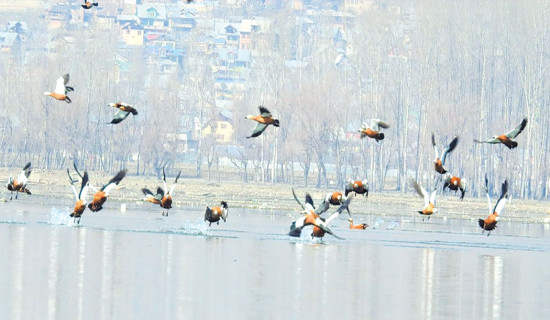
top-left (0, 32), bottom-right (21, 62)
top-left (136, 4), bottom-right (168, 31)
top-left (120, 22), bottom-right (144, 46)
top-left (6, 21), bottom-right (28, 42)
top-left (201, 110), bottom-right (234, 143)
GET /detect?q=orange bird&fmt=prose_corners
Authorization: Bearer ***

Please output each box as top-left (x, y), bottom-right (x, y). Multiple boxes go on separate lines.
top-left (479, 177), bottom-right (508, 236)
top-left (474, 118), bottom-right (527, 149)
top-left (108, 102), bottom-right (138, 124)
top-left (358, 119), bottom-right (390, 142)
top-left (204, 201), bottom-right (229, 226)
top-left (88, 170), bottom-right (127, 212)
top-left (68, 169), bottom-right (90, 224)
top-left (345, 179), bottom-right (368, 197)
top-left (432, 134), bottom-right (458, 174)
top-left (82, 1), bottom-right (99, 9)
top-left (6, 162), bottom-right (32, 200)
top-left (245, 106), bottom-right (280, 138)
top-left (348, 218), bottom-right (368, 230)
top-left (288, 192), bottom-right (354, 239)
top-left (142, 167), bottom-right (181, 216)
top-left (443, 173), bottom-right (467, 200)
top-left (44, 74), bottom-right (73, 103)
top-left (411, 179), bottom-right (437, 220)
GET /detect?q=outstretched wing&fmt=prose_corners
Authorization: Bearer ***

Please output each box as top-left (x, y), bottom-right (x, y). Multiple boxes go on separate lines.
top-left (474, 138), bottom-right (499, 144)
top-left (429, 189), bottom-right (437, 205)
top-left (291, 187), bottom-right (306, 211)
top-left (162, 167), bottom-right (168, 194)
top-left (17, 162), bottom-right (31, 185)
top-left (258, 106), bottom-right (272, 117)
top-left (79, 171), bottom-right (89, 201)
top-left (431, 133), bottom-right (440, 158)
top-left (169, 171), bottom-right (182, 195)
top-left (484, 174), bottom-right (492, 215)
top-left (493, 180), bottom-right (509, 215)
top-left (370, 118), bottom-right (389, 131)
top-left (441, 136), bottom-right (459, 165)
top-left (288, 216), bottom-right (306, 237)
top-left (324, 193), bottom-right (355, 224)
top-left (54, 76), bottom-right (66, 95)
top-left (109, 109), bottom-right (131, 124)
top-left (156, 186), bottom-right (165, 200)
top-left (505, 118), bottom-right (528, 139)
top-left (314, 200), bottom-right (330, 215)
top-left (247, 122), bottom-right (268, 138)
top-left (411, 179), bottom-right (429, 207)
top-left (101, 170), bottom-right (127, 194)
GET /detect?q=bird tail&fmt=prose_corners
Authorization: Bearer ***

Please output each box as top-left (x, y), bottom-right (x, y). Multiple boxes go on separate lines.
top-left (478, 219), bottom-right (485, 228)
top-left (272, 119), bottom-right (280, 127)
top-left (376, 132), bottom-right (385, 141)
top-left (93, 2), bottom-right (99, 6)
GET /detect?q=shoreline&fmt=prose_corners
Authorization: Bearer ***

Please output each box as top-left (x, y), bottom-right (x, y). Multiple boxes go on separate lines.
top-left (1, 167), bottom-right (550, 223)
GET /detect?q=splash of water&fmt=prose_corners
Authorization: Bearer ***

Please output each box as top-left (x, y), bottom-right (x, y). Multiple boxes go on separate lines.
top-left (47, 207), bottom-right (76, 226)
top-left (373, 218), bottom-right (384, 229)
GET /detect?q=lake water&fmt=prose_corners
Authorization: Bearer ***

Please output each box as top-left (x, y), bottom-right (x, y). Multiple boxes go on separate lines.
top-left (1, 200), bottom-right (549, 319)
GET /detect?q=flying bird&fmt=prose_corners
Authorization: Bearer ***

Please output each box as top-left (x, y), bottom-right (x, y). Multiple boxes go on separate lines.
top-left (345, 179), bottom-right (369, 197)
top-left (479, 177), bottom-right (508, 236)
top-left (108, 102), bottom-right (138, 124)
top-left (44, 74), bottom-right (73, 103)
top-left (6, 162), bottom-right (32, 200)
top-left (68, 169), bottom-right (89, 224)
top-left (81, 1), bottom-right (99, 9)
top-left (245, 106), bottom-right (280, 138)
top-left (432, 134), bottom-right (458, 174)
top-left (142, 167), bottom-right (181, 216)
top-left (443, 173), bottom-right (467, 200)
top-left (411, 179), bottom-right (437, 220)
top-left (358, 119), bottom-right (390, 142)
top-left (288, 193), bottom-right (354, 240)
top-left (88, 170), bottom-right (127, 212)
top-left (204, 201), bottom-right (229, 226)
top-left (474, 118), bottom-right (528, 149)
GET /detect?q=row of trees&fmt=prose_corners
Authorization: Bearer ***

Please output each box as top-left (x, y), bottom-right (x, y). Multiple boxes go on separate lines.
top-left (0, 1), bottom-right (549, 199)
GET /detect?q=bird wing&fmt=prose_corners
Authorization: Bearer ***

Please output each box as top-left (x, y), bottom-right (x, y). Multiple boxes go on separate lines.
top-left (441, 136), bottom-right (459, 165)
top-left (79, 171), bottom-right (89, 201)
top-left (54, 76), bottom-right (66, 95)
top-left (169, 171), bottom-right (182, 195)
top-left (162, 167), bottom-right (168, 194)
top-left (101, 170), bottom-right (127, 194)
top-left (247, 122), bottom-right (269, 138)
top-left (429, 189), bottom-right (437, 206)
top-left (493, 180), bottom-right (509, 215)
top-left (288, 216), bottom-right (306, 237)
top-left (474, 138), bottom-right (499, 144)
top-left (324, 193), bottom-right (354, 224)
top-left (505, 118), bottom-right (528, 139)
top-left (484, 174), bottom-right (492, 215)
top-left (431, 133), bottom-right (440, 158)
top-left (314, 200), bottom-right (330, 215)
top-left (258, 106), bottom-right (272, 117)
top-left (62, 74), bottom-right (70, 85)
top-left (109, 109), bottom-right (131, 124)
top-left (291, 188), bottom-right (306, 211)
top-left (411, 179), bottom-right (429, 207)
top-left (369, 119), bottom-right (380, 131)
top-left (156, 186), bottom-right (165, 200)
top-left (17, 162), bottom-right (31, 185)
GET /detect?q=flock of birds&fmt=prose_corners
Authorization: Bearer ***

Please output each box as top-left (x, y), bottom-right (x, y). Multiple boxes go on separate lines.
top-left (5, 1), bottom-right (529, 238)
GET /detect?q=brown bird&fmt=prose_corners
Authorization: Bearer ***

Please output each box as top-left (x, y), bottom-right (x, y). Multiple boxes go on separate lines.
top-left (68, 169), bottom-right (89, 224)
top-left (411, 179), bottom-right (437, 220)
top-left (245, 106), bottom-right (280, 138)
top-left (204, 201), bottom-right (229, 226)
top-left (108, 102), bottom-right (138, 124)
top-left (88, 170), bottom-right (127, 212)
top-left (348, 218), bottom-right (368, 230)
top-left (443, 173), bottom-right (467, 200)
top-left (345, 179), bottom-right (368, 197)
top-left (432, 134), bottom-right (458, 174)
top-left (82, 1), bottom-right (99, 9)
top-left (358, 119), bottom-right (390, 142)
top-left (479, 177), bottom-right (508, 236)
top-left (474, 118), bottom-right (528, 149)
top-left (142, 167), bottom-right (181, 216)
top-left (44, 74), bottom-right (73, 103)
top-left (6, 162), bottom-right (32, 200)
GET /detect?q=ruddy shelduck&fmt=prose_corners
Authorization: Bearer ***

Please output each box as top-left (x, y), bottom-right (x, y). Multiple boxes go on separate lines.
top-left (345, 179), bottom-right (369, 197)
top-left (68, 169), bottom-right (89, 224)
top-left (432, 134), bottom-right (458, 174)
top-left (474, 118), bottom-right (528, 149)
top-left (358, 119), bottom-right (390, 142)
top-left (443, 173), bottom-right (467, 200)
top-left (44, 74), bottom-right (73, 103)
top-left (204, 201), bottom-right (229, 226)
top-left (88, 170), bottom-right (127, 212)
top-left (348, 218), bottom-right (368, 230)
top-left (411, 179), bottom-right (437, 220)
top-left (81, 1), bottom-right (98, 9)
top-left (245, 106), bottom-right (280, 138)
top-left (479, 177), bottom-right (508, 236)
top-left (6, 162), bottom-right (32, 200)
top-left (108, 102), bottom-right (138, 124)
top-left (142, 167), bottom-right (181, 216)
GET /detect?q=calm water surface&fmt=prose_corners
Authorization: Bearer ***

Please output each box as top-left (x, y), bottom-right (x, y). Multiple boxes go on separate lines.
top-left (1, 200), bottom-right (549, 320)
